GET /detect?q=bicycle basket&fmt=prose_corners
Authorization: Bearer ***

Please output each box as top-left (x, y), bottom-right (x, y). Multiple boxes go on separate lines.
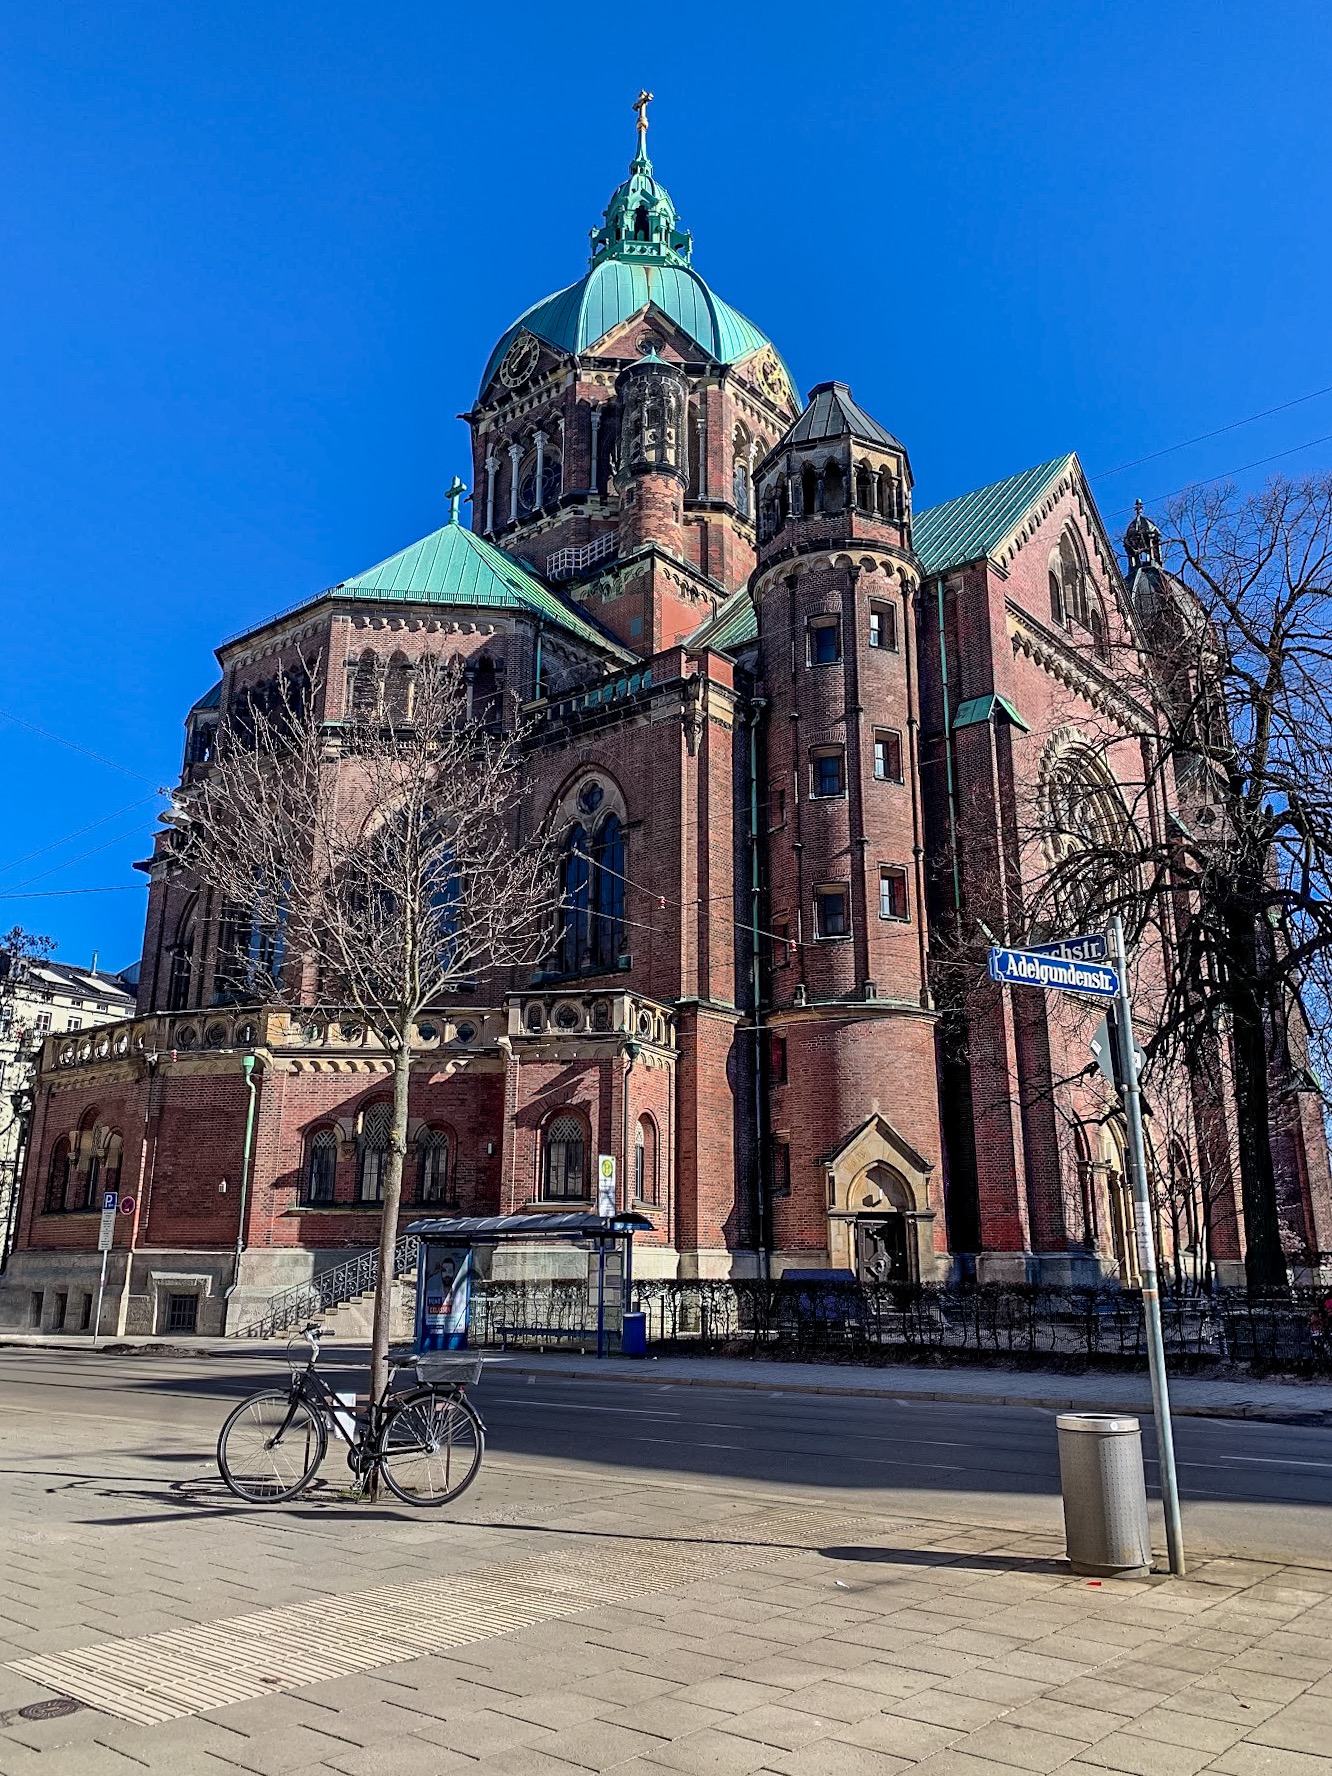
top-left (414, 1353), bottom-right (484, 1387)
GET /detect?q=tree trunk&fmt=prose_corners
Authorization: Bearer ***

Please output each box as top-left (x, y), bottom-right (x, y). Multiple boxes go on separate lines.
top-left (1223, 904), bottom-right (1288, 1295)
top-left (370, 1032), bottom-right (413, 1410)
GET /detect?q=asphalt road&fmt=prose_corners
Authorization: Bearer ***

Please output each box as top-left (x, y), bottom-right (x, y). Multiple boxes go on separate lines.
top-left (2, 1344), bottom-right (1330, 1566)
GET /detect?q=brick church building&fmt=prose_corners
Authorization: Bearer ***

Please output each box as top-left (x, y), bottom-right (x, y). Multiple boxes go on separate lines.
top-left (6, 106), bottom-right (1330, 1335)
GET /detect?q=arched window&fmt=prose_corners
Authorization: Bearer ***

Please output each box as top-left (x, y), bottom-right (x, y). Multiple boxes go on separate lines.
top-left (416, 1127), bottom-right (452, 1204)
top-left (1073, 1124), bottom-right (1097, 1247)
top-left (635, 1115), bottom-right (659, 1206)
top-left (303, 1127), bottom-right (337, 1205)
top-left (855, 463), bottom-right (874, 512)
top-left (167, 929), bottom-right (194, 1011)
top-left (383, 652), bottom-right (413, 720)
top-left (1089, 605), bottom-right (1109, 662)
top-left (44, 1138), bottom-right (71, 1214)
top-left (800, 464), bottom-right (819, 518)
top-left (591, 814), bottom-right (625, 967)
top-left (357, 1100), bottom-right (392, 1203)
top-left (558, 824), bottom-right (592, 973)
top-left (471, 656), bottom-right (500, 728)
top-left (687, 402), bottom-right (703, 498)
top-left (1049, 570), bottom-right (1064, 627)
top-left (822, 461), bottom-right (845, 516)
top-left (877, 468), bottom-right (892, 518)
top-left (633, 203), bottom-right (650, 240)
top-left (351, 649), bottom-right (379, 716)
top-left (518, 450), bottom-right (561, 515)
top-left (103, 1133), bottom-right (123, 1200)
top-left (733, 455), bottom-right (750, 517)
top-left (543, 1113), bottom-right (587, 1200)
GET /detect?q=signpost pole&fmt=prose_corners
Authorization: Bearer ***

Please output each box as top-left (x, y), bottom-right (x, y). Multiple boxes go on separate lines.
top-left (92, 1249), bottom-right (109, 1348)
top-left (1111, 915), bottom-right (1185, 1577)
top-left (92, 1190), bottom-right (117, 1348)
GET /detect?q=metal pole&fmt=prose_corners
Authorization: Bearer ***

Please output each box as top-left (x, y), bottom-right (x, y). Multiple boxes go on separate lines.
top-left (596, 1242), bottom-right (606, 1359)
top-left (1111, 915), bottom-right (1185, 1576)
top-left (92, 1247), bottom-right (109, 1349)
top-left (230, 1055), bottom-right (259, 1300)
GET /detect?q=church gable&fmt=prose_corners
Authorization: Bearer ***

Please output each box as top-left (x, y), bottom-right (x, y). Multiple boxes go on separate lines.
top-left (588, 306), bottom-right (706, 365)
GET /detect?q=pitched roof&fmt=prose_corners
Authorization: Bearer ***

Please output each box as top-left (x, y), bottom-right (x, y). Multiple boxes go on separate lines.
top-left (227, 520), bottom-right (633, 661)
top-left (783, 381), bottom-right (901, 451)
top-left (688, 589), bottom-right (757, 654)
top-left (913, 454), bottom-right (1076, 577)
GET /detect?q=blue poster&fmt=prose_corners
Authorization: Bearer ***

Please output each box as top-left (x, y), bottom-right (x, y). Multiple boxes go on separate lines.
top-left (419, 1245), bottom-right (472, 1351)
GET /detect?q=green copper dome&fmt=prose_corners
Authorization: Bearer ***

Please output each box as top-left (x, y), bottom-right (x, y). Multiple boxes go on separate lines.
top-left (479, 106), bottom-right (784, 398)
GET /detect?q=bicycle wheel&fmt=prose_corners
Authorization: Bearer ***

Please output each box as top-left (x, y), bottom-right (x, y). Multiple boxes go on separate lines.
top-left (378, 1388), bottom-right (484, 1506)
top-left (217, 1389), bottom-right (327, 1503)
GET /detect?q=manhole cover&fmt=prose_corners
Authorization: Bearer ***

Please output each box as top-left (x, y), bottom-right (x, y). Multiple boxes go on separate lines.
top-left (18, 1698), bottom-right (83, 1721)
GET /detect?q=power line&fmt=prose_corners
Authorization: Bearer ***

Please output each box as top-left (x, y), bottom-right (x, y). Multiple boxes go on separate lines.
top-left (0, 794), bottom-right (161, 879)
top-left (1108, 431), bottom-right (1332, 521)
top-left (0, 886), bottom-right (143, 900)
top-left (7, 825), bottom-right (156, 893)
top-left (1091, 384), bottom-right (1332, 480)
top-left (0, 708), bottom-right (164, 785)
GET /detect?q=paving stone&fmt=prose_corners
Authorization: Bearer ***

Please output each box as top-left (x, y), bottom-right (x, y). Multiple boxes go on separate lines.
top-left (881, 1690), bottom-right (1005, 1732)
top-left (600, 1698), bottom-right (732, 1741)
top-left (324, 1737), bottom-right (474, 1776)
top-left (832, 1713), bottom-right (961, 1759)
top-left (1208, 1747), bottom-right (1332, 1776)
top-left (1073, 1729), bottom-right (1214, 1776)
top-left (639, 1728), bottom-right (775, 1773)
top-left (674, 1678), bottom-right (790, 1715)
top-left (711, 1704), bottom-right (831, 1750)
top-left (758, 1741), bottom-right (911, 1774)
top-left (952, 1721), bottom-right (1090, 1772)
top-left (537, 1718), bottom-right (671, 1770)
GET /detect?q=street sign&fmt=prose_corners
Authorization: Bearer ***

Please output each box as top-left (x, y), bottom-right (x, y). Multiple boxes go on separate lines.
top-left (97, 1192), bottom-right (118, 1252)
top-left (117, 1195), bottom-right (135, 1215)
top-left (988, 945), bottom-right (1120, 1000)
top-left (1020, 932), bottom-right (1108, 963)
top-left (596, 1154), bottom-right (617, 1217)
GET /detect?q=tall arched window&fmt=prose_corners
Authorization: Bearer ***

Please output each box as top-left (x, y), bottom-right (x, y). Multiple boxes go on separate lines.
top-left (1073, 1123), bottom-right (1097, 1247)
top-left (558, 824), bottom-right (592, 973)
top-left (303, 1127), bottom-right (337, 1205)
top-left (44, 1138), bottom-right (71, 1214)
top-left (543, 1113), bottom-right (587, 1200)
top-left (357, 1101), bottom-right (392, 1203)
top-left (855, 463), bottom-right (874, 512)
top-left (800, 464), bottom-right (819, 518)
top-left (167, 930), bottom-right (194, 1011)
top-left (416, 1127), bottom-right (452, 1204)
top-left (103, 1133), bottom-right (124, 1200)
top-left (591, 815), bottom-right (625, 968)
top-left (383, 652), bottom-right (413, 720)
top-left (822, 461), bottom-right (845, 516)
top-left (635, 1115), bottom-right (659, 1206)
top-left (877, 467), bottom-right (893, 518)
top-left (351, 649), bottom-right (379, 715)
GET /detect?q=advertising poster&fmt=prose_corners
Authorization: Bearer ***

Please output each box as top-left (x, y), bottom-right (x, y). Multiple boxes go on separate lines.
top-left (419, 1245), bottom-right (472, 1351)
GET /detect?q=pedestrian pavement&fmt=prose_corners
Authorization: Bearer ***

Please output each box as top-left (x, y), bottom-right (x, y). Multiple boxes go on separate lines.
top-left (2, 1350), bottom-right (1332, 1773)
top-left (6, 1335), bottom-right (1332, 1424)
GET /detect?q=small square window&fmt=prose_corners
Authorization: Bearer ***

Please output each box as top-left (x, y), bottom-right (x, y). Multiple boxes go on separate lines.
top-left (879, 867), bottom-right (909, 921)
top-left (815, 885), bottom-right (850, 939)
top-left (808, 617), bottom-right (841, 665)
top-left (811, 749), bottom-right (845, 798)
top-left (873, 730), bottom-right (903, 783)
top-left (769, 1033), bottom-right (788, 1086)
top-left (34, 1012), bottom-right (51, 1036)
top-left (868, 603), bottom-right (898, 651)
top-left (166, 1292), bottom-right (199, 1334)
top-left (67, 1018), bottom-right (81, 1032)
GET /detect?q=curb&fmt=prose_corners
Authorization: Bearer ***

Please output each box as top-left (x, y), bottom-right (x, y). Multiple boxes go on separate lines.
top-left (491, 1357), bottom-right (1332, 1426)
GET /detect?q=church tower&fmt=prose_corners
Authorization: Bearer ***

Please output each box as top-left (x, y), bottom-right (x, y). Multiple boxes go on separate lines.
top-left (465, 96), bottom-right (800, 659)
top-left (753, 384), bottom-right (946, 1282)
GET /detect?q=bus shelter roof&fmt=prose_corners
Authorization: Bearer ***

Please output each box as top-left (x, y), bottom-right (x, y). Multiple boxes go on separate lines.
top-left (406, 1212), bottom-right (653, 1241)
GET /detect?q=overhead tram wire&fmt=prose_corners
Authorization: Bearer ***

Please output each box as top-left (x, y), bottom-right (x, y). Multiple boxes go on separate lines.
top-left (0, 794), bottom-right (161, 878)
top-left (1106, 429), bottom-right (1332, 522)
top-left (1090, 384), bottom-right (1332, 481)
top-left (0, 707), bottom-right (165, 787)
top-left (0, 885), bottom-right (143, 900)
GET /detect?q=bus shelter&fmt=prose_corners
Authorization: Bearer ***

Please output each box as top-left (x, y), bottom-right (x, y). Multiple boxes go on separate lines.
top-left (406, 1212), bottom-right (653, 1357)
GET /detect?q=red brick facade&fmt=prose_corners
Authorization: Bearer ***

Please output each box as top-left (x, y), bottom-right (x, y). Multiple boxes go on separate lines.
top-left (6, 129), bottom-right (1330, 1334)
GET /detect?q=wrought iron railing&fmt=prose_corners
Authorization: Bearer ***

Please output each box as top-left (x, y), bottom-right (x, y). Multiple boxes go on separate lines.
top-left (230, 1234), bottom-right (420, 1339)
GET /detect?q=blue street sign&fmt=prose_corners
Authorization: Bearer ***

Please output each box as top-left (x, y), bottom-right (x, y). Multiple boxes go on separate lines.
top-left (1019, 932), bottom-right (1108, 963)
top-left (988, 945), bottom-right (1120, 1000)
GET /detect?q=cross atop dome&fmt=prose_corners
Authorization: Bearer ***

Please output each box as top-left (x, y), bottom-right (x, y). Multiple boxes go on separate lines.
top-left (589, 94), bottom-right (693, 268)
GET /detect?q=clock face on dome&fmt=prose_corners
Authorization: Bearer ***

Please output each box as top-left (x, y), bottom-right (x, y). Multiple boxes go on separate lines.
top-left (500, 333), bottom-right (540, 389)
top-left (757, 349), bottom-right (791, 408)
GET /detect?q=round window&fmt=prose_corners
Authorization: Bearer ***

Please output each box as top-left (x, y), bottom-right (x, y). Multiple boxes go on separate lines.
top-left (578, 781), bottom-right (604, 815)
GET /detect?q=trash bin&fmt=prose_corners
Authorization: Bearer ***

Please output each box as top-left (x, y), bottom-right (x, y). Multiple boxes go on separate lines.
top-left (621, 1311), bottom-right (647, 1358)
top-left (1056, 1413), bottom-right (1152, 1577)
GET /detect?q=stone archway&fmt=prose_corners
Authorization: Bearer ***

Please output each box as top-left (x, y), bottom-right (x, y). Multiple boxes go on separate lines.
top-left (822, 1115), bottom-right (939, 1284)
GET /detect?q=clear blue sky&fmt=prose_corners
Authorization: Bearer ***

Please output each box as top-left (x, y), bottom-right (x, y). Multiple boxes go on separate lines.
top-left (2, 0), bottom-right (1330, 971)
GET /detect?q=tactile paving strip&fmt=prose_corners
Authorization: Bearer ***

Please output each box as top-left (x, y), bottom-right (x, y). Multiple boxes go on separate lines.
top-left (8, 1506), bottom-right (867, 1725)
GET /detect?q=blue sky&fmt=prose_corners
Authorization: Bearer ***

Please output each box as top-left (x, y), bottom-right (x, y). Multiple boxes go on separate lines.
top-left (2, 0), bottom-right (1330, 970)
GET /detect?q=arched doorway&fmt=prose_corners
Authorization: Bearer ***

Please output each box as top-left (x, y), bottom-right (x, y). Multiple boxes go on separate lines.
top-left (850, 1163), bottom-right (915, 1284)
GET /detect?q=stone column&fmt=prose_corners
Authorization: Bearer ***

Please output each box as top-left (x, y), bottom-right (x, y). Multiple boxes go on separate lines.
top-left (507, 442), bottom-right (522, 527)
top-left (484, 452), bottom-right (497, 533)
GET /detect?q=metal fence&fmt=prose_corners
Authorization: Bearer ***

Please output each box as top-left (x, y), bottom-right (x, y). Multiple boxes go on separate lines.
top-left (465, 1277), bottom-right (1332, 1373)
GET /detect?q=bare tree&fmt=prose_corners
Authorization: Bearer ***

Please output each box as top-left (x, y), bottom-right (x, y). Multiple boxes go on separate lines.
top-left (1014, 475), bottom-right (1332, 1292)
top-left (175, 658), bottom-right (559, 1400)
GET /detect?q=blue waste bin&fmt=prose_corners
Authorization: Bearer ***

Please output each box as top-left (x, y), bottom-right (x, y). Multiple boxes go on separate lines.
top-left (621, 1311), bottom-right (647, 1357)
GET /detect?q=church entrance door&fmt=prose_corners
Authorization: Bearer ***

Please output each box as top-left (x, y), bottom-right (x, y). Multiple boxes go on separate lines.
top-left (854, 1215), bottom-right (910, 1285)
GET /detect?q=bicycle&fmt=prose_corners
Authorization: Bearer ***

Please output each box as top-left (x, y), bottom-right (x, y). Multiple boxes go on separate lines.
top-left (216, 1323), bottom-right (485, 1506)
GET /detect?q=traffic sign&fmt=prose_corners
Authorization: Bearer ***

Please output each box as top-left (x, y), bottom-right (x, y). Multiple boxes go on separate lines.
top-left (1020, 932), bottom-right (1108, 963)
top-left (117, 1195), bottom-right (135, 1215)
top-left (597, 1154), bottom-right (617, 1217)
top-left (97, 1196), bottom-right (118, 1252)
top-left (988, 945), bottom-right (1120, 1000)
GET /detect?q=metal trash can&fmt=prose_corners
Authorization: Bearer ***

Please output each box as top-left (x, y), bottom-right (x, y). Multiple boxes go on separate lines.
top-left (621, 1311), bottom-right (647, 1358)
top-left (1056, 1414), bottom-right (1152, 1577)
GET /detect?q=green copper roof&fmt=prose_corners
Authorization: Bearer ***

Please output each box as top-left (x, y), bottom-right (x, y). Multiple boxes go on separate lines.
top-left (689, 589), bottom-right (758, 654)
top-left (479, 122), bottom-right (782, 397)
top-left (329, 516), bottom-right (632, 660)
top-left (914, 455), bottom-right (1076, 577)
top-left (953, 693), bottom-right (1030, 733)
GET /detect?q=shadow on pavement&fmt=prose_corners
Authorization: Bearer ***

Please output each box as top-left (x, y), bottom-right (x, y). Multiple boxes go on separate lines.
top-left (819, 1544), bottom-right (1064, 1574)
